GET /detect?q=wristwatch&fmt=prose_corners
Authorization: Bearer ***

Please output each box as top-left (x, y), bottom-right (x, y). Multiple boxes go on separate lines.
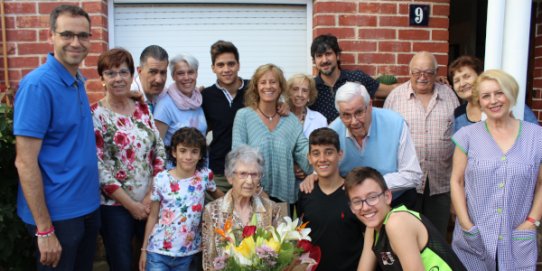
top-left (526, 217), bottom-right (540, 227)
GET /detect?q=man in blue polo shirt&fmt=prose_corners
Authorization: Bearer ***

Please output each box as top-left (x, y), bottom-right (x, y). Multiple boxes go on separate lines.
top-left (13, 5), bottom-right (100, 270)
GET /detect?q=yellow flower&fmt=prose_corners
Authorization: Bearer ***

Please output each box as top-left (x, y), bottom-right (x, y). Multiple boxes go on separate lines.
top-left (263, 237), bottom-right (281, 252)
top-left (233, 237), bottom-right (255, 259)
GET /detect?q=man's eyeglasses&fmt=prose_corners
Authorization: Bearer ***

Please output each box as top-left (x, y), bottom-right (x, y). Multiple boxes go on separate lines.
top-left (340, 105), bottom-right (368, 123)
top-left (233, 171), bottom-right (261, 180)
top-left (411, 70), bottom-right (436, 78)
top-left (349, 192), bottom-right (384, 210)
top-left (55, 31), bottom-right (92, 42)
top-left (103, 69), bottom-right (131, 79)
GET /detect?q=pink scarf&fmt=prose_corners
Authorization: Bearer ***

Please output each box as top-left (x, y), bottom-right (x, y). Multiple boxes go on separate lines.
top-left (166, 83), bottom-right (202, 110)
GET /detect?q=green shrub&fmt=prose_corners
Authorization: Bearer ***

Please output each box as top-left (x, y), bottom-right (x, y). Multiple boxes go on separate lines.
top-left (0, 103), bottom-right (34, 270)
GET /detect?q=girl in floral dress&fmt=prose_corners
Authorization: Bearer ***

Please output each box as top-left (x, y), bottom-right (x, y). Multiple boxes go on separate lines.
top-left (139, 127), bottom-right (224, 271)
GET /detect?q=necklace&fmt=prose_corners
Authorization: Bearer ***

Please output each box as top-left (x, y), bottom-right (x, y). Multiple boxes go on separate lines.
top-left (257, 106), bottom-right (277, 121)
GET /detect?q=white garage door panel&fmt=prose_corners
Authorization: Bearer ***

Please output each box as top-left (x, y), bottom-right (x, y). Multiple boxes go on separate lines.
top-left (112, 3), bottom-right (309, 87)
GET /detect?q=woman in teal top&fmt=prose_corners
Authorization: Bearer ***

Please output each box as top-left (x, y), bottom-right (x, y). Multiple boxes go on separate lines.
top-left (345, 167), bottom-right (466, 271)
top-left (232, 64), bottom-right (311, 205)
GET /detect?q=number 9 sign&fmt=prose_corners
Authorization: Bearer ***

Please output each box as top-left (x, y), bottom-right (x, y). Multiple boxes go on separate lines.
top-left (409, 4), bottom-right (429, 26)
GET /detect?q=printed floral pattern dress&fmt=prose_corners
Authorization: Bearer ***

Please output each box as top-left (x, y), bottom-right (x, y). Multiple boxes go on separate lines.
top-left (146, 169), bottom-right (217, 256)
top-left (91, 100), bottom-right (166, 205)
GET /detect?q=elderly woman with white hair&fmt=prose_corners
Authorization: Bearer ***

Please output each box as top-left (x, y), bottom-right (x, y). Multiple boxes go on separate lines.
top-left (201, 145), bottom-right (284, 271)
top-left (154, 53), bottom-right (207, 147)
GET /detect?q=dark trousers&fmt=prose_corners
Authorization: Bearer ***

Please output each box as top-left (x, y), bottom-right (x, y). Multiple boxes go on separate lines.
top-left (26, 208), bottom-right (101, 271)
top-left (100, 205), bottom-right (146, 271)
top-left (414, 179), bottom-right (451, 238)
top-left (390, 188), bottom-right (417, 209)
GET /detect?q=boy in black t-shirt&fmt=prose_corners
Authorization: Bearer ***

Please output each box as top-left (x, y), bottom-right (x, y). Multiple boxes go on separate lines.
top-left (296, 128), bottom-right (365, 271)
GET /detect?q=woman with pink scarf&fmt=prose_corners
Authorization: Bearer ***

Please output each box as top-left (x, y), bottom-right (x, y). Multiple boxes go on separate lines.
top-left (154, 53), bottom-right (207, 148)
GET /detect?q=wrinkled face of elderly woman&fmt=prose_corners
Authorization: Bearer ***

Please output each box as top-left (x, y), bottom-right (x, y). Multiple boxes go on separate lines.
top-left (228, 161), bottom-right (261, 199)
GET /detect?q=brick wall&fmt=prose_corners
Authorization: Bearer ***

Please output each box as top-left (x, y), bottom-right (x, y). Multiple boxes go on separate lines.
top-left (313, 0), bottom-right (450, 83)
top-left (532, 2), bottom-right (542, 123)
top-left (0, 0), bottom-right (108, 103)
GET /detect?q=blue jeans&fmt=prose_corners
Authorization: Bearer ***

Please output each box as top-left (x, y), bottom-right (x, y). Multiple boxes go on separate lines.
top-left (100, 205), bottom-right (146, 271)
top-left (25, 208), bottom-right (101, 271)
top-left (146, 252), bottom-right (193, 271)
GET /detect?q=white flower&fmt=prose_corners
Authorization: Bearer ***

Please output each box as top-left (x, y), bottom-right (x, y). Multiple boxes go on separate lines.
top-left (274, 217), bottom-right (312, 243)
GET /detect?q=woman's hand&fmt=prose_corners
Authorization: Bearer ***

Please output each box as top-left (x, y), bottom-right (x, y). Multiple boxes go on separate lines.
top-left (459, 221), bottom-right (475, 232)
top-left (127, 201), bottom-right (149, 220)
top-left (294, 164), bottom-right (307, 180)
top-left (299, 173), bottom-right (318, 193)
top-left (516, 220), bottom-right (537, 231)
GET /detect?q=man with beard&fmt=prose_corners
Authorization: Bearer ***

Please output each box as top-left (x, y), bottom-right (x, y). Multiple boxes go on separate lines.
top-left (131, 45), bottom-right (169, 113)
top-left (309, 34), bottom-right (397, 123)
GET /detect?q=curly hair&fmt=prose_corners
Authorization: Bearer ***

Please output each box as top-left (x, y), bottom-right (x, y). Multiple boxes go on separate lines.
top-left (244, 64), bottom-right (287, 109)
top-left (168, 127), bottom-right (208, 171)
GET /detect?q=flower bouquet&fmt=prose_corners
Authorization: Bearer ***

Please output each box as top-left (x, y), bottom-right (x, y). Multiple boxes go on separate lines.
top-left (213, 216), bottom-right (320, 271)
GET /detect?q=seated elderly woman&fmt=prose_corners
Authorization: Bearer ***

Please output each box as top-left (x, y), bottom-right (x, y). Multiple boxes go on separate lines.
top-left (202, 145), bottom-right (284, 271)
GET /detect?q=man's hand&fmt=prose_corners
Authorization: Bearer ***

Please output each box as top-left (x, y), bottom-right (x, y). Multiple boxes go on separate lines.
top-left (38, 234), bottom-right (62, 267)
top-left (294, 164), bottom-right (307, 180)
top-left (299, 173), bottom-right (319, 193)
top-left (437, 76), bottom-right (450, 86)
top-left (129, 90), bottom-right (145, 103)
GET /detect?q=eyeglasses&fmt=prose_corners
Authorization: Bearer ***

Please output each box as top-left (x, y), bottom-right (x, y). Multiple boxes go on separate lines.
top-left (349, 192), bottom-right (384, 210)
top-left (55, 31), bottom-right (92, 42)
top-left (233, 171), bottom-right (261, 180)
top-left (411, 70), bottom-right (436, 78)
top-left (339, 105), bottom-right (368, 123)
top-left (103, 69), bottom-right (131, 79)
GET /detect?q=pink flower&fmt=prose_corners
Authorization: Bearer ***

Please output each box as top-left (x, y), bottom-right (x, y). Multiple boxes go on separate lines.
top-left (115, 170), bottom-right (127, 181)
top-left (103, 184), bottom-right (119, 195)
top-left (116, 117), bottom-right (128, 127)
top-left (191, 203), bottom-right (202, 212)
top-left (95, 130), bottom-right (104, 149)
top-left (125, 148), bottom-right (135, 163)
top-left (170, 182), bottom-right (180, 193)
top-left (208, 171), bottom-right (214, 181)
top-left (113, 132), bottom-right (129, 147)
top-left (163, 240), bottom-right (172, 250)
top-left (160, 209), bottom-right (175, 225)
top-left (133, 108), bottom-right (142, 119)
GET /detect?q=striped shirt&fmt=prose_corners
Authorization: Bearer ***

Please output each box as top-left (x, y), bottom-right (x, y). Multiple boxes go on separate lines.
top-left (232, 108), bottom-right (311, 203)
top-left (384, 82), bottom-right (459, 195)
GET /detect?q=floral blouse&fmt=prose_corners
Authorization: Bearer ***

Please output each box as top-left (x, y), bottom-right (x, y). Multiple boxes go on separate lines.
top-left (201, 190), bottom-right (285, 271)
top-left (146, 169), bottom-right (217, 257)
top-left (91, 100), bottom-right (166, 205)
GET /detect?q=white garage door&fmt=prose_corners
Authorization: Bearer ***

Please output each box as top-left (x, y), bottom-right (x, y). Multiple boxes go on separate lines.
top-left (109, 1), bottom-right (311, 87)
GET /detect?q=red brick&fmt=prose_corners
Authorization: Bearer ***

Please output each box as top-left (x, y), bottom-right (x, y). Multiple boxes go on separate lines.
top-left (86, 80), bottom-right (105, 93)
top-left (432, 30), bottom-right (449, 41)
top-left (90, 14), bottom-right (107, 28)
top-left (314, 2), bottom-right (357, 14)
top-left (39, 2), bottom-right (79, 14)
top-left (18, 43), bottom-right (51, 55)
top-left (536, 36), bottom-right (542, 45)
top-left (87, 91), bottom-right (105, 104)
top-left (377, 65), bottom-right (410, 76)
top-left (379, 41), bottom-right (411, 52)
top-left (358, 53), bottom-right (395, 65)
top-left (4, 17), bottom-right (16, 29)
top-left (16, 15), bottom-right (49, 29)
top-left (359, 3), bottom-right (397, 14)
top-left (82, 1), bottom-right (106, 14)
top-left (398, 53), bottom-right (415, 65)
top-left (434, 54), bottom-right (449, 67)
top-left (6, 29), bottom-right (37, 42)
top-left (21, 68), bottom-right (33, 78)
top-left (80, 68), bottom-right (99, 79)
top-left (83, 55), bottom-right (100, 68)
top-left (90, 42), bottom-right (108, 54)
top-left (532, 100), bottom-right (542, 110)
top-left (315, 15), bottom-right (336, 26)
top-left (341, 41), bottom-right (377, 52)
top-left (8, 56), bottom-right (40, 69)
top-left (413, 42), bottom-right (448, 53)
top-left (5, 2), bottom-right (36, 14)
top-left (433, 4), bottom-right (450, 17)
top-left (379, 16), bottom-right (409, 27)
top-left (537, 25), bottom-right (542, 37)
top-left (339, 15), bottom-right (377, 27)
top-left (429, 17), bottom-right (449, 29)
top-left (339, 52), bottom-right (355, 64)
top-left (398, 3), bottom-right (409, 14)
top-left (358, 28), bottom-right (396, 40)
top-left (399, 29), bottom-right (430, 40)
top-left (315, 27), bottom-right (355, 39)
top-left (358, 65), bottom-right (376, 76)
top-left (534, 79), bottom-right (542, 89)
top-left (39, 29), bottom-right (50, 42)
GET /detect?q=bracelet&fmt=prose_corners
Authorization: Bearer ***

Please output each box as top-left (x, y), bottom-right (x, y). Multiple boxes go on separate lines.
top-left (35, 226), bottom-right (55, 237)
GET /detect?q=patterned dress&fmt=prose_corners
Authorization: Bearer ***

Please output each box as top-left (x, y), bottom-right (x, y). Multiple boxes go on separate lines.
top-left (92, 100), bottom-right (166, 205)
top-left (451, 121), bottom-right (542, 270)
top-left (145, 169), bottom-right (217, 257)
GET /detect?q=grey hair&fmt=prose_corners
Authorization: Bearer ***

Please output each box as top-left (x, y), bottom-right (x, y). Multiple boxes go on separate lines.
top-left (409, 51), bottom-right (438, 72)
top-left (224, 145), bottom-right (265, 178)
top-left (169, 53), bottom-right (199, 77)
top-left (334, 82), bottom-right (371, 111)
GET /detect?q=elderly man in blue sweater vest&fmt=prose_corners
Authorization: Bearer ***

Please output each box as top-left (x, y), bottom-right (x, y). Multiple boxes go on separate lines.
top-left (301, 82), bottom-right (422, 208)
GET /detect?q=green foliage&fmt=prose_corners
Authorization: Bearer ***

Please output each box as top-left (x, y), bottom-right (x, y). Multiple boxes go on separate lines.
top-left (0, 104), bottom-right (34, 271)
top-left (376, 74), bottom-right (398, 85)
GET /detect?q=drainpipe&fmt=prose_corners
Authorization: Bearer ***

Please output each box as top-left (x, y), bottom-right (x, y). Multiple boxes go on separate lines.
top-left (1, 0), bottom-right (12, 106)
